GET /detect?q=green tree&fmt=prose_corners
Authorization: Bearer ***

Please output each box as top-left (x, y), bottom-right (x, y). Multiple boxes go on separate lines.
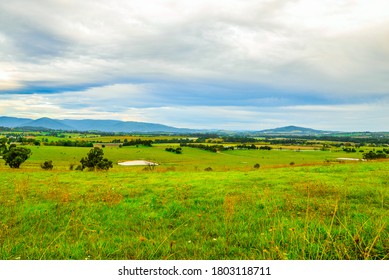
top-left (3, 147), bottom-right (32, 168)
top-left (80, 147), bottom-right (113, 171)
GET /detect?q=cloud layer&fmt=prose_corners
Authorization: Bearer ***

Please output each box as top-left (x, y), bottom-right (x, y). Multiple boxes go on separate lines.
top-left (1, 0), bottom-right (389, 131)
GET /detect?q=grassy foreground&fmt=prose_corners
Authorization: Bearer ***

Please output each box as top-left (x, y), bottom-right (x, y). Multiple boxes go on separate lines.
top-left (0, 161), bottom-right (388, 260)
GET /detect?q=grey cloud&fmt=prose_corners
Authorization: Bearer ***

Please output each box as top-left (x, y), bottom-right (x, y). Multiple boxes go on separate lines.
top-left (2, 0), bottom-right (389, 97)
top-left (1, 0), bottom-right (389, 130)
top-left (0, 2), bottom-right (70, 61)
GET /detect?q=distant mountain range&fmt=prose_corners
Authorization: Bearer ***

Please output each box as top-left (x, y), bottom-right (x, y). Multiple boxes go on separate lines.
top-left (0, 116), bottom-right (331, 135)
top-left (0, 116), bottom-right (195, 133)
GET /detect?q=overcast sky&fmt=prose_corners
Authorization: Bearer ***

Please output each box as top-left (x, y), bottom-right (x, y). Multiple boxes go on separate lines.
top-left (1, 0), bottom-right (389, 131)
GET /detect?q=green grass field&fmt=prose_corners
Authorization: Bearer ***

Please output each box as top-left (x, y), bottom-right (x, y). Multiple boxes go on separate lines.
top-left (0, 144), bottom-right (388, 260)
top-left (13, 144), bottom-right (367, 171)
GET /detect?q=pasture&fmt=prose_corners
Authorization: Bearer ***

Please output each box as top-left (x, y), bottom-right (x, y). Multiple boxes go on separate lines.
top-left (8, 144), bottom-right (367, 171)
top-left (0, 142), bottom-right (388, 260)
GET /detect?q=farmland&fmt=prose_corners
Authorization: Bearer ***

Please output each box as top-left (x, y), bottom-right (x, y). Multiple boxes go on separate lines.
top-left (2, 144), bottom-right (369, 171)
top-left (0, 132), bottom-right (388, 260)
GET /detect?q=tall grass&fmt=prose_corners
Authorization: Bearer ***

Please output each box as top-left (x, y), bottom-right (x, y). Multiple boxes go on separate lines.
top-left (0, 161), bottom-right (387, 259)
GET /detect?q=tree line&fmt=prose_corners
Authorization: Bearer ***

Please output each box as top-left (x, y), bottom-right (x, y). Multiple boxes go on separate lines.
top-left (122, 139), bottom-right (153, 147)
top-left (180, 143), bottom-right (233, 153)
top-left (44, 140), bottom-right (94, 147)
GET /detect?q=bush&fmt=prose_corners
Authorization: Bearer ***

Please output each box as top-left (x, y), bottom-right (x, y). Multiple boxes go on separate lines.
top-left (253, 163), bottom-right (260, 169)
top-left (41, 160), bottom-right (53, 170)
top-left (2, 146), bottom-right (31, 168)
top-left (80, 147), bottom-right (113, 171)
top-left (363, 151), bottom-right (387, 160)
top-left (259, 146), bottom-right (272, 150)
top-left (204, 167), bottom-right (213, 171)
top-left (343, 147), bottom-right (356, 153)
top-left (165, 147), bottom-right (182, 154)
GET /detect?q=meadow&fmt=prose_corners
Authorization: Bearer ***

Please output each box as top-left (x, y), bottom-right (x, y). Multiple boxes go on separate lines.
top-left (0, 142), bottom-right (388, 260)
top-left (13, 144), bottom-right (368, 171)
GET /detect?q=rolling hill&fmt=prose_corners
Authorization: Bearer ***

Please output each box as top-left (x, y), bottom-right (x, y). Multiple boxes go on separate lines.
top-left (258, 125), bottom-right (329, 135)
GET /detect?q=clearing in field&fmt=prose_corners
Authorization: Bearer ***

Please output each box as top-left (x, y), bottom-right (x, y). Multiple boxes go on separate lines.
top-left (118, 160), bottom-right (158, 166)
top-left (336, 158), bottom-right (363, 161)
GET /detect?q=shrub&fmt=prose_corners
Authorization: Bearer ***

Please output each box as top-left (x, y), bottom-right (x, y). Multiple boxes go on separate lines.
top-left (259, 145), bottom-right (272, 150)
top-left (253, 163), bottom-right (260, 169)
top-left (165, 147), bottom-right (182, 154)
top-left (3, 146), bottom-right (31, 168)
top-left (363, 151), bottom-right (387, 160)
top-left (80, 147), bottom-right (113, 171)
top-left (204, 167), bottom-right (213, 171)
top-left (41, 160), bottom-right (53, 170)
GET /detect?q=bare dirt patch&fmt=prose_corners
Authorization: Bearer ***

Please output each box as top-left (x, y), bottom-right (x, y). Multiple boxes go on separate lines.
top-left (118, 160), bottom-right (158, 166)
top-left (336, 158), bottom-right (363, 161)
